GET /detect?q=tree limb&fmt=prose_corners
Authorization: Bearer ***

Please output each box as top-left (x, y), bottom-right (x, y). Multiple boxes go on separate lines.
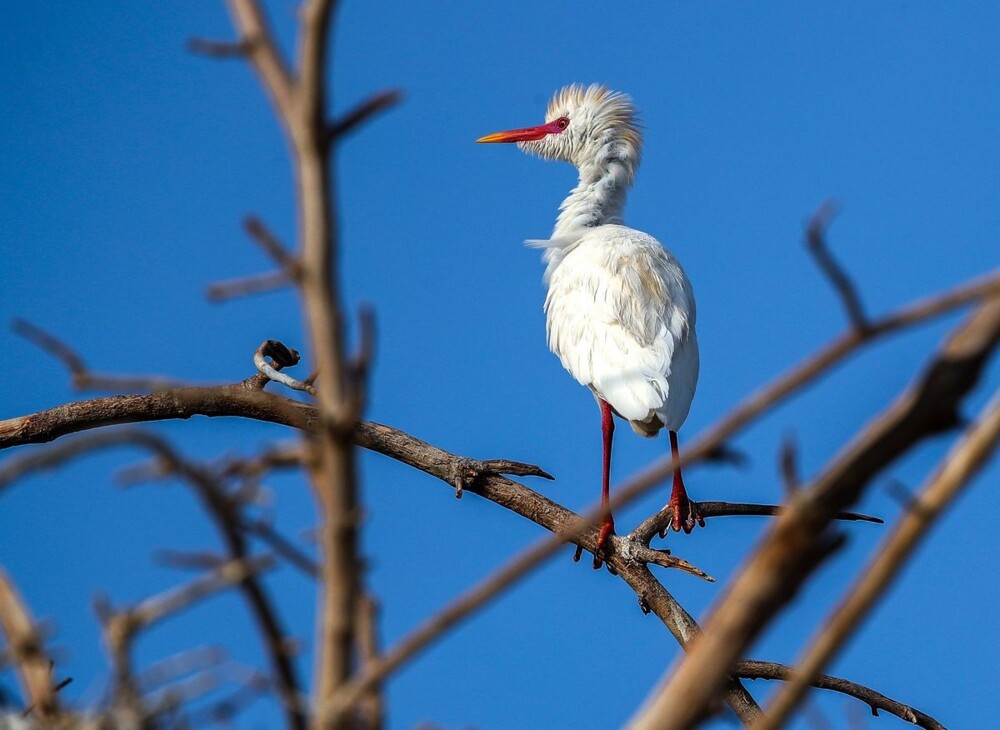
top-left (758, 388), bottom-right (1000, 729)
top-left (629, 298), bottom-right (1000, 730)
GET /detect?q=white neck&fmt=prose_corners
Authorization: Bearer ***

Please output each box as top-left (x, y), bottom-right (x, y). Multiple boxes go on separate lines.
top-left (552, 156), bottom-right (634, 239)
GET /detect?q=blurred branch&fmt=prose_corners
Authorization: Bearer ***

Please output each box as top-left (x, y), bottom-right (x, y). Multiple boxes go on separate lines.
top-left (222, 0), bottom-right (294, 121)
top-left (328, 90), bottom-right (403, 142)
top-left (1, 271), bottom-right (998, 726)
top-left (0, 567), bottom-right (62, 720)
top-left (759, 389), bottom-right (1000, 729)
top-left (0, 426), bottom-right (307, 728)
top-left (806, 200), bottom-right (869, 332)
top-left (12, 318), bottom-right (189, 392)
top-left (207, 269), bottom-right (294, 302)
top-left (206, 217), bottom-right (302, 303)
top-left (629, 298), bottom-right (1000, 730)
top-left (97, 554), bottom-right (276, 718)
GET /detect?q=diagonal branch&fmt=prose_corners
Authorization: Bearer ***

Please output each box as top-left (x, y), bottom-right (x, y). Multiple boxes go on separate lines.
top-left (758, 389), bottom-right (1000, 729)
top-left (12, 318), bottom-right (189, 392)
top-left (806, 200), bottom-right (869, 332)
top-left (629, 298), bottom-right (1000, 730)
top-left (328, 90), bottom-right (403, 142)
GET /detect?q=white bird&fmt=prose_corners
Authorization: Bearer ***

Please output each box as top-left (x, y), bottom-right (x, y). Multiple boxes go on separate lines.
top-left (478, 84), bottom-right (703, 561)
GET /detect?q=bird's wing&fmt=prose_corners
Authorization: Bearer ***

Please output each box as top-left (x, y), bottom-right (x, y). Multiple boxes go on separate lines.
top-left (544, 226), bottom-right (698, 428)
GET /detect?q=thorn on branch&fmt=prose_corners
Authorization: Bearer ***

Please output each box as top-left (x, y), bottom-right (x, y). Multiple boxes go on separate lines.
top-left (619, 537), bottom-right (715, 582)
top-left (328, 89), bottom-right (404, 143)
top-left (449, 457), bottom-right (554, 499)
top-left (805, 200), bottom-right (870, 333)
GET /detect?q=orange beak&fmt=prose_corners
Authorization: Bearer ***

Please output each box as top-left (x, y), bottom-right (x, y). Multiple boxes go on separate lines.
top-left (477, 119), bottom-right (565, 143)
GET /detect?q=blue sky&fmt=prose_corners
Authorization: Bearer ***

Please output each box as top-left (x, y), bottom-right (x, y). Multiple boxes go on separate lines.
top-left (1, 2), bottom-right (998, 728)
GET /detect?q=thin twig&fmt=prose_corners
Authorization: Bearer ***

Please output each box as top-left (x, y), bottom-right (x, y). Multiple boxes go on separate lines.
top-left (737, 660), bottom-right (945, 730)
top-left (12, 318), bottom-right (187, 392)
top-left (243, 216), bottom-right (298, 269)
top-left (207, 269), bottom-right (294, 302)
top-left (328, 90), bottom-right (404, 142)
top-left (187, 37), bottom-right (251, 58)
top-left (806, 200), bottom-right (869, 331)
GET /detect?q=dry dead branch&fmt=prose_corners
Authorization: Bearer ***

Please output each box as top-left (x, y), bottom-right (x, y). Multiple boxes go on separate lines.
top-left (630, 298), bottom-right (1000, 730)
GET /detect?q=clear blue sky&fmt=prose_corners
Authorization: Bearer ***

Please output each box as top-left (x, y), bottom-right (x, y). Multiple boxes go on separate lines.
top-left (1, 2), bottom-right (998, 728)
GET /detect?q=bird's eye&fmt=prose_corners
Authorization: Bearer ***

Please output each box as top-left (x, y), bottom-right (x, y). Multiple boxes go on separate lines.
top-left (556, 117), bottom-right (570, 129)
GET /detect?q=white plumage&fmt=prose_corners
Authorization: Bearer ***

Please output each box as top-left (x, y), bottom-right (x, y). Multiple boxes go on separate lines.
top-left (479, 84), bottom-right (702, 555)
top-left (542, 225), bottom-right (699, 437)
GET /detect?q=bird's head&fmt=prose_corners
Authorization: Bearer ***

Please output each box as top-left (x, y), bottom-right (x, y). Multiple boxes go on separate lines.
top-left (477, 84), bottom-right (642, 172)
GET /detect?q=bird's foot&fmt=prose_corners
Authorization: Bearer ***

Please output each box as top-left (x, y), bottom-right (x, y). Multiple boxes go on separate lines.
top-left (589, 517), bottom-right (616, 570)
top-left (660, 493), bottom-right (705, 537)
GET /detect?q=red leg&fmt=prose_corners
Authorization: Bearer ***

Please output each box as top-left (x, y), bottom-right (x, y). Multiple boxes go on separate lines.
top-left (668, 431), bottom-right (704, 534)
top-left (595, 399), bottom-right (616, 560)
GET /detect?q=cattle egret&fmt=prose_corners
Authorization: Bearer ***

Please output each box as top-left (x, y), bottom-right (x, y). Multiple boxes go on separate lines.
top-left (478, 84), bottom-right (703, 562)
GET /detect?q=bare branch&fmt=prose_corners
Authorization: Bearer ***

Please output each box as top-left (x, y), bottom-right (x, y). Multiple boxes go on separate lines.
top-left (758, 389), bottom-right (1000, 728)
top-left (806, 200), bottom-right (869, 331)
top-left (207, 269), bottom-right (294, 302)
top-left (224, 0), bottom-right (295, 122)
top-left (244, 216), bottom-right (298, 269)
top-left (328, 90), bottom-right (403, 142)
top-left (0, 567), bottom-right (62, 719)
top-left (629, 298), bottom-right (1000, 730)
top-left (187, 37), bottom-right (251, 58)
top-left (12, 318), bottom-right (188, 392)
top-left (0, 272), bottom-right (995, 723)
top-left (736, 660), bottom-right (945, 730)
top-left (106, 555), bottom-right (276, 639)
